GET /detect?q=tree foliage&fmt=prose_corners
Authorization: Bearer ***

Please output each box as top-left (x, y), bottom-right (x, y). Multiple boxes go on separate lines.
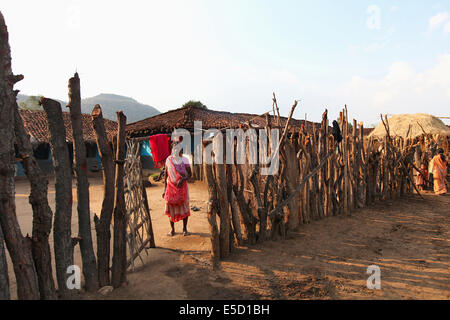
top-left (182, 100), bottom-right (208, 109)
top-left (18, 95), bottom-right (44, 110)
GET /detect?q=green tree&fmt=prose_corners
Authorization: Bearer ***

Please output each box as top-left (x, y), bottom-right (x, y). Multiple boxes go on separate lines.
top-left (18, 95), bottom-right (44, 110)
top-left (182, 100), bottom-right (208, 109)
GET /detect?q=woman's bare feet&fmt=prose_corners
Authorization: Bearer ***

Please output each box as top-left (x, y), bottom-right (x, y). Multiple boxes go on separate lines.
top-left (167, 230), bottom-right (175, 237)
top-left (183, 230), bottom-right (190, 236)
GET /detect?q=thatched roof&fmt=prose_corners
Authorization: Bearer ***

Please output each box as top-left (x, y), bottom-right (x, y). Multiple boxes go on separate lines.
top-left (126, 105), bottom-right (317, 137)
top-left (19, 109), bottom-right (118, 143)
top-left (369, 113), bottom-right (450, 139)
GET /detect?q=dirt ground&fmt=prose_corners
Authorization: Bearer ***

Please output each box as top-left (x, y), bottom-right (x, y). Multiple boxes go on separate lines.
top-left (8, 175), bottom-right (450, 300)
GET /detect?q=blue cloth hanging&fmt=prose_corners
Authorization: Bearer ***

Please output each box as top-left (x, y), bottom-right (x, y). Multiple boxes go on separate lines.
top-left (140, 140), bottom-right (152, 156)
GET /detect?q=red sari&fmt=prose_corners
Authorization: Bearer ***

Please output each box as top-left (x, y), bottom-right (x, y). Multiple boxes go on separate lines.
top-left (164, 155), bottom-right (190, 222)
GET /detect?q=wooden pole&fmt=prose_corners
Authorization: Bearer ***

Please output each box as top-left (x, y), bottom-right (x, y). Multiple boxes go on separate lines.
top-left (233, 163), bottom-right (257, 244)
top-left (67, 73), bottom-right (98, 292)
top-left (214, 136), bottom-right (231, 258)
top-left (343, 106), bottom-right (349, 215)
top-left (299, 135), bottom-right (311, 223)
top-left (269, 149), bottom-right (334, 220)
top-left (249, 167), bottom-right (269, 241)
top-left (91, 104), bottom-right (116, 287)
top-left (0, 223), bottom-right (10, 300)
top-left (284, 138), bottom-right (300, 229)
top-left (358, 122), bottom-right (366, 207)
top-left (141, 180), bottom-right (156, 248)
top-left (203, 145), bottom-right (220, 268)
top-left (14, 104), bottom-right (57, 299)
top-left (0, 12), bottom-right (40, 300)
top-left (41, 97), bottom-right (75, 299)
top-left (351, 119), bottom-right (357, 209)
top-left (111, 111), bottom-right (127, 288)
top-left (272, 92), bottom-right (281, 127)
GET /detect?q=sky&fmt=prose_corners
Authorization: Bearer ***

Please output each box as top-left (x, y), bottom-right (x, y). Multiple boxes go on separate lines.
top-left (2, 0), bottom-right (450, 126)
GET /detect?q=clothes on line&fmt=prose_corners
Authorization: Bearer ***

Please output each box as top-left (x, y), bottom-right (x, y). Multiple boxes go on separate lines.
top-left (140, 140), bottom-right (153, 157)
top-left (148, 134), bottom-right (171, 168)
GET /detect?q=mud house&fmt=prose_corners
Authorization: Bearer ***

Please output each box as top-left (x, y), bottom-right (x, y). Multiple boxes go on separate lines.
top-left (126, 104), bottom-right (320, 178)
top-left (15, 109), bottom-right (118, 176)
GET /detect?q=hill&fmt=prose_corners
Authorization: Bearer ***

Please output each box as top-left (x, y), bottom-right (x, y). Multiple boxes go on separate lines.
top-left (17, 93), bottom-right (160, 123)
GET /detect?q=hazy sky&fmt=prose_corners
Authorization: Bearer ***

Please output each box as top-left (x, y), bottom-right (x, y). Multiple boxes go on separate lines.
top-left (2, 0), bottom-right (450, 125)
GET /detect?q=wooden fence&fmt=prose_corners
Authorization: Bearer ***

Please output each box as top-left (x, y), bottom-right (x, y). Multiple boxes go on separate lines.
top-left (124, 140), bottom-right (155, 271)
top-left (202, 105), bottom-right (447, 267)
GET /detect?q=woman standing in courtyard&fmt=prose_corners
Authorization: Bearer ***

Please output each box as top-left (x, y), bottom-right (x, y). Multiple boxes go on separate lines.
top-left (163, 141), bottom-right (192, 236)
top-left (429, 148), bottom-right (448, 195)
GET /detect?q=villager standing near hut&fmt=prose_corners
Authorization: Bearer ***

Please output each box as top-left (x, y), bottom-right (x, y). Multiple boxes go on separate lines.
top-left (163, 140), bottom-right (192, 236)
top-left (415, 163), bottom-right (428, 191)
top-left (429, 148), bottom-right (448, 195)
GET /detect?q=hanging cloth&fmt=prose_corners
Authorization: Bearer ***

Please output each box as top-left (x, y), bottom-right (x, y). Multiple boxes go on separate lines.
top-left (140, 140), bottom-right (153, 156)
top-left (148, 134), bottom-right (171, 168)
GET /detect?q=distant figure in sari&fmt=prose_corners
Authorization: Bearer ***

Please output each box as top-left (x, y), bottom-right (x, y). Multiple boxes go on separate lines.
top-left (429, 148), bottom-right (448, 195)
top-left (163, 141), bottom-right (192, 236)
top-left (415, 163), bottom-right (428, 191)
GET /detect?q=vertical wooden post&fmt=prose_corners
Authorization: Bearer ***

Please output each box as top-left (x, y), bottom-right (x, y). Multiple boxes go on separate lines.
top-left (318, 111), bottom-right (327, 217)
top-left (233, 162), bottom-right (257, 244)
top-left (215, 136), bottom-right (230, 258)
top-left (203, 144), bottom-right (220, 268)
top-left (284, 137), bottom-right (300, 229)
top-left (141, 181), bottom-right (156, 248)
top-left (343, 106), bottom-right (349, 215)
top-left (325, 118), bottom-right (333, 217)
top-left (92, 105), bottom-right (116, 287)
top-left (0, 12), bottom-right (40, 300)
top-left (0, 224), bottom-right (9, 300)
top-left (351, 119), bottom-right (358, 209)
top-left (67, 73), bottom-right (98, 292)
top-left (230, 190), bottom-right (244, 245)
top-left (382, 136), bottom-right (388, 201)
top-left (296, 134), bottom-right (305, 224)
top-left (300, 134), bottom-right (311, 223)
top-left (359, 122), bottom-right (366, 207)
top-left (41, 97), bottom-right (74, 299)
top-left (14, 104), bottom-right (56, 299)
top-left (227, 160), bottom-right (243, 245)
top-left (111, 111), bottom-right (127, 288)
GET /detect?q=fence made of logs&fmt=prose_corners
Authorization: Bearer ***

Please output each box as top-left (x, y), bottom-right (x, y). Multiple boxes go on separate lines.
top-left (202, 103), bottom-right (448, 268)
top-left (0, 11), bottom-right (155, 299)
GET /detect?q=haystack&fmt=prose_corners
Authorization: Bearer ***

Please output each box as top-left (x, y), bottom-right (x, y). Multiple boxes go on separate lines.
top-left (369, 113), bottom-right (450, 138)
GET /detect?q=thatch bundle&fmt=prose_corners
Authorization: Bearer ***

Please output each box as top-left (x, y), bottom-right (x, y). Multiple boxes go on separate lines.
top-left (369, 113), bottom-right (450, 138)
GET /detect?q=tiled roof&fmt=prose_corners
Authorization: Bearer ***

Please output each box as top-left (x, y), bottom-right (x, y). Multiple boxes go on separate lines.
top-left (126, 105), bottom-right (318, 137)
top-left (19, 109), bottom-right (118, 143)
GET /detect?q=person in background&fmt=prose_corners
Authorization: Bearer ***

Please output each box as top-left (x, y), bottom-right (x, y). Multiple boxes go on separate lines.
top-left (429, 148), bottom-right (448, 195)
top-left (415, 163), bottom-right (428, 191)
top-left (428, 158), bottom-right (434, 190)
top-left (162, 140), bottom-right (192, 236)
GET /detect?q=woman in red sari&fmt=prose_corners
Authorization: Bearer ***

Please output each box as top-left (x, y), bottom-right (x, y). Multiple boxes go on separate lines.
top-left (163, 144), bottom-right (192, 236)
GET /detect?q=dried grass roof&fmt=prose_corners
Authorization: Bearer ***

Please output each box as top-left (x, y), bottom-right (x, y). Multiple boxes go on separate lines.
top-left (126, 105), bottom-right (317, 137)
top-left (19, 109), bottom-right (118, 143)
top-left (369, 113), bottom-right (450, 138)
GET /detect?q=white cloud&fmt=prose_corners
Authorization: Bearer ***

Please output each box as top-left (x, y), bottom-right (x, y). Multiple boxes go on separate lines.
top-left (364, 27), bottom-right (395, 52)
top-left (444, 22), bottom-right (450, 35)
top-left (332, 55), bottom-right (450, 124)
top-left (390, 6), bottom-right (399, 13)
top-left (429, 12), bottom-right (449, 30)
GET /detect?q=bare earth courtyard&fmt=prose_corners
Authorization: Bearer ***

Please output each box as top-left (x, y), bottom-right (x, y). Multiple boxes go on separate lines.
top-left (8, 175), bottom-right (450, 300)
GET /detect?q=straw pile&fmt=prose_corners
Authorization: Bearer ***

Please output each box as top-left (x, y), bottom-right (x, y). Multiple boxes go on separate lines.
top-left (369, 113), bottom-right (450, 138)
